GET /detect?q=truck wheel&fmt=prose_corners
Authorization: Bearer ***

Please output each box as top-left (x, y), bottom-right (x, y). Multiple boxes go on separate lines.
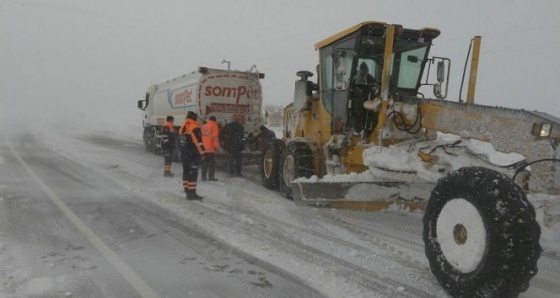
top-left (423, 166), bottom-right (541, 298)
top-left (280, 142), bottom-right (314, 200)
top-left (151, 127), bottom-right (160, 155)
top-left (259, 139), bottom-right (285, 190)
top-left (143, 128), bottom-right (152, 152)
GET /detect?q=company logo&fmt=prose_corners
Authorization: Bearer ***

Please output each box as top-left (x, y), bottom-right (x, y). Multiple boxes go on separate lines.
top-left (248, 87), bottom-right (260, 100)
top-left (174, 89), bottom-right (192, 105)
top-left (204, 85), bottom-right (248, 101)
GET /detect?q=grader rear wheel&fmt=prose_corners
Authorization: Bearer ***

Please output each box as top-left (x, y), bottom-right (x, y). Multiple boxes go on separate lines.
top-left (423, 166), bottom-right (541, 297)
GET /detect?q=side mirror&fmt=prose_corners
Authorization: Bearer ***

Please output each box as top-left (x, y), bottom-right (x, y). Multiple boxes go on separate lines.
top-left (433, 83), bottom-right (442, 98)
top-left (137, 100), bottom-right (146, 110)
top-left (422, 57), bottom-right (450, 99)
top-left (437, 61), bottom-right (445, 83)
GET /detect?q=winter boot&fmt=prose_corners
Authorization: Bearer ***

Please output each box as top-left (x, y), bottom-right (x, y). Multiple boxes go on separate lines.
top-left (186, 191), bottom-right (203, 201)
top-left (164, 171), bottom-right (174, 177)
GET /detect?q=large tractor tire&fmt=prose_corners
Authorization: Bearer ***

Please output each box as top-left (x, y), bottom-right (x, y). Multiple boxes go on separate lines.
top-left (259, 138), bottom-right (285, 190)
top-left (423, 166), bottom-right (541, 298)
top-left (280, 142), bottom-right (314, 200)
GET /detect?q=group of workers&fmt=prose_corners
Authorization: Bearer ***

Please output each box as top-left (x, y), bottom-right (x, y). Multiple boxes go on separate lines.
top-left (159, 112), bottom-right (275, 201)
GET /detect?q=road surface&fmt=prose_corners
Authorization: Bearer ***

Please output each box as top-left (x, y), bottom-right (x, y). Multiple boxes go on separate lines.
top-left (0, 129), bottom-right (558, 298)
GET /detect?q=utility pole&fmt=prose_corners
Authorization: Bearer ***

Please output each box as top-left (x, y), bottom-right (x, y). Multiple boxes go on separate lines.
top-left (221, 59), bottom-right (231, 70)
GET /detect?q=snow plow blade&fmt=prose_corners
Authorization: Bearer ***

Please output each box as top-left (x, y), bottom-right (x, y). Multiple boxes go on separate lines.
top-left (290, 180), bottom-right (435, 212)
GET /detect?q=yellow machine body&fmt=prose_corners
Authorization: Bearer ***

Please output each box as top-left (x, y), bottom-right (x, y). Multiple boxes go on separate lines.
top-left (268, 21), bottom-right (560, 211)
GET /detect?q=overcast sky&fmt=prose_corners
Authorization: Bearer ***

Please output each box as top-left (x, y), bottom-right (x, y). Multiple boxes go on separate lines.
top-left (2, 0), bottom-right (559, 130)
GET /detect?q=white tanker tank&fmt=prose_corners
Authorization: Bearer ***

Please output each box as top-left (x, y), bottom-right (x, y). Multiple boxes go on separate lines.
top-left (137, 66), bottom-right (265, 162)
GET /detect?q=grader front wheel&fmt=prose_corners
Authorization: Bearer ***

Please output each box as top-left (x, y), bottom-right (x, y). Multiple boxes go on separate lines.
top-left (423, 167), bottom-right (541, 297)
top-left (280, 142), bottom-right (314, 200)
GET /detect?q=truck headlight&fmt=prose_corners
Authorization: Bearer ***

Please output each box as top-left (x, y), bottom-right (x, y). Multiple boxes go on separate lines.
top-left (531, 122), bottom-right (552, 137)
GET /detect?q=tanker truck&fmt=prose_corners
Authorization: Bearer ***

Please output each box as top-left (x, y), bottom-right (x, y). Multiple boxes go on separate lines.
top-left (137, 66), bottom-right (265, 163)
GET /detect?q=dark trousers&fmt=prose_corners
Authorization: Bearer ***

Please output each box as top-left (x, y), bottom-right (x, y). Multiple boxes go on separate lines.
top-left (201, 153), bottom-right (216, 179)
top-left (227, 150), bottom-right (242, 176)
top-left (182, 152), bottom-right (200, 193)
top-left (163, 149), bottom-right (173, 165)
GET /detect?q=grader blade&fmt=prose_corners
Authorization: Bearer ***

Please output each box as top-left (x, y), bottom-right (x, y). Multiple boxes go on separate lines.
top-left (290, 180), bottom-right (435, 212)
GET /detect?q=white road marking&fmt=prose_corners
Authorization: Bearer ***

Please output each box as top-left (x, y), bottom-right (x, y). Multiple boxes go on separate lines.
top-left (7, 140), bottom-right (161, 298)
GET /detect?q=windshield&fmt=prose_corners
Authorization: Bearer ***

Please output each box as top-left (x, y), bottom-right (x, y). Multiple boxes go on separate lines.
top-left (357, 35), bottom-right (429, 94)
top-left (392, 40), bottom-right (429, 91)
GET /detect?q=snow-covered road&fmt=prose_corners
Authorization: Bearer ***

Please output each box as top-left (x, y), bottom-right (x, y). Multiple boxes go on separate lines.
top-left (1, 127), bottom-right (559, 297)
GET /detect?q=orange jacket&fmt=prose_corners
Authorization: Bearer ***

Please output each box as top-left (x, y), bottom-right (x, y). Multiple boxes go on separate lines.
top-left (162, 121), bottom-right (174, 133)
top-left (160, 121), bottom-right (175, 149)
top-left (201, 120), bottom-right (220, 153)
top-left (178, 118), bottom-right (205, 155)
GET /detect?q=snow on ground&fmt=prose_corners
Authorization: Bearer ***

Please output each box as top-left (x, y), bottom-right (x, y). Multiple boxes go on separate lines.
top-left (292, 129), bottom-right (560, 252)
top-left (29, 125), bottom-right (421, 297)
top-left (3, 121), bottom-right (559, 297)
top-left (101, 124), bottom-right (560, 255)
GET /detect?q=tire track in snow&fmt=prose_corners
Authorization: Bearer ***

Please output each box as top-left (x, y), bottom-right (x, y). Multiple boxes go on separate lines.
top-left (169, 182), bottom-right (443, 297)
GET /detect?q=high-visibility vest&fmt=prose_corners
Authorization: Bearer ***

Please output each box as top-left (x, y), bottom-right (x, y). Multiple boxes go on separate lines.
top-left (201, 120), bottom-right (220, 153)
top-left (178, 119), bottom-right (205, 155)
top-left (162, 121), bottom-right (174, 133)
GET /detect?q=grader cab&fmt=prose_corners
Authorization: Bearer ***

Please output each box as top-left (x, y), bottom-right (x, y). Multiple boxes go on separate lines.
top-left (258, 21), bottom-right (560, 297)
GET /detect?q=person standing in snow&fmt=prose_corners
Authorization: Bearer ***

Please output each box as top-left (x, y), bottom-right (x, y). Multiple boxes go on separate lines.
top-left (161, 115), bottom-right (175, 177)
top-left (178, 111), bottom-right (205, 200)
top-left (220, 114), bottom-right (245, 177)
top-left (201, 115), bottom-right (220, 181)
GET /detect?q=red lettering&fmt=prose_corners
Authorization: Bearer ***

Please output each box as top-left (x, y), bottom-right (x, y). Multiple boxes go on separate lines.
top-left (203, 85), bottom-right (253, 101)
top-left (236, 86), bottom-right (246, 101)
top-left (212, 86), bottom-right (222, 97)
top-left (221, 87), bottom-right (234, 98)
top-left (210, 103), bottom-right (250, 113)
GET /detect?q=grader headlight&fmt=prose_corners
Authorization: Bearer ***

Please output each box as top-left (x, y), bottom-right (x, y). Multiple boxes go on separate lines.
top-left (531, 122), bottom-right (552, 138)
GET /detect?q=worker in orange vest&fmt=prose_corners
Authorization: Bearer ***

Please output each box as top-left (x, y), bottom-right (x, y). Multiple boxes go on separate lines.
top-left (201, 115), bottom-right (220, 181)
top-left (161, 115), bottom-right (175, 177)
top-left (178, 111), bottom-right (205, 200)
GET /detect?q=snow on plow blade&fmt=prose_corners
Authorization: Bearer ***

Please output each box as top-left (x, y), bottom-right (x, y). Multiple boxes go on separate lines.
top-left (290, 180), bottom-right (435, 212)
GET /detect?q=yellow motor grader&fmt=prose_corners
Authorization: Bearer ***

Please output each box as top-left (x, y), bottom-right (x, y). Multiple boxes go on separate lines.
top-left (258, 21), bottom-right (560, 297)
